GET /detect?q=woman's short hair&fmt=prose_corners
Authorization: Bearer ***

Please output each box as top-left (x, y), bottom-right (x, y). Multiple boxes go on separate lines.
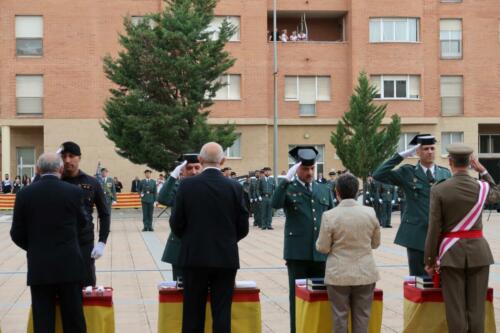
top-left (336, 173), bottom-right (359, 199)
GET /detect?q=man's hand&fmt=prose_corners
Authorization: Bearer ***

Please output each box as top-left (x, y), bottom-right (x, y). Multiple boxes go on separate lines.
top-left (286, 162), bottom-right (302, 181)
top-left (171, 161), bottom-right (187, 179)
top-left (379, 199), bottom-right (383, 204)
top-left (470, 155), bottom-right (487, 174)
top-left (391, 200), bottom-right (395, 204)
top-left (91, 242), bottom-right (106, 260)
top-left (250, 198), bottom-right (254, 203)
top-left (425, 264), bottom-right (437, 277)
top-left (399, 144), bottom-right (421, 159)
top-left (258, 196), bottom-right (262, 202)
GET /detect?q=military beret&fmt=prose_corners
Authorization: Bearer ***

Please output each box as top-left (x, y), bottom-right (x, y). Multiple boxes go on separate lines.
top-left (446, 143), bottom-right (473, 156)
top-left (59, 141), bottom-right (81, 156)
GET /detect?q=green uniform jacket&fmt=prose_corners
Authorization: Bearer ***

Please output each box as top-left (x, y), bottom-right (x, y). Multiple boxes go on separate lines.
top-left (272, 180), bottom-right (334, 262)
top-left (378, 182), bottom-right (397, 202)
top-left (100, 176), bottom-right (117, 202)
top-left (373, 154), bottom-right (451, 251)
top-left (138, 179), bottom-right (157, 204)
top-left (256, 177), bottom-right (275, 197)
top-left (249, 177), bottom-right (258, 200)
top-left (158, 176), bottom-right (182, 265)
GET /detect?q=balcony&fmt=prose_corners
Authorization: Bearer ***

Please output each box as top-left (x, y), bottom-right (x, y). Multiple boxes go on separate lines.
top-left (267, 11), bottom-right (347, 43)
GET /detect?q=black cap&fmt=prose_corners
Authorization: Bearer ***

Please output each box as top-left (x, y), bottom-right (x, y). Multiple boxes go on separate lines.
top-left (289, 146), bottom-right (319, 166)
top-left (100, 167), bottom-right (108, 172)
top-left (179, 153), bottom-right (199, 164)
top-left (409, 134), bottom-right (436, 146)
top-left (59, 141), bottom-right (81, 156)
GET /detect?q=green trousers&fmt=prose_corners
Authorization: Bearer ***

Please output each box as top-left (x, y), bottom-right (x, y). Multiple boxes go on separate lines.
top-left (380, 201), bottom-right (392, 227)
top-left (260, 196), bottom-right (273, 228)
top-left (286, 260), bottom-right (325, 333)
top-left (141, 202), bottom-right (154, 229)
top-left (253, 201), bottom-right (262, 227)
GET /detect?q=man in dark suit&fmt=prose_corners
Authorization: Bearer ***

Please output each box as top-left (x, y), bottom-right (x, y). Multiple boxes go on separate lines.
top-left (10, 153), bottom-right (87, 333)
top-left (170, 142), bottom-right (249, 333)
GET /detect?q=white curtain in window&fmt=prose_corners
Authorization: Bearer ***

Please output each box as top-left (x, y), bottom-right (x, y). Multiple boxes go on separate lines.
top-left (285, 76), bottom-right (298, 100)
top-left (214, 75), bottom-right (228, 100)
top-left (316, 76), bottom-right (331, 101)
top-left (409, 76), bottom-right (420, 98)
top-left (16, 16), bottom-right (43, 38)
top-left (228, 75), bottom-right (241, 100)
top-left (227, 16), bottom-right (240, 42)
top-left (440, 19), bottom-right (461, 32)
top-left (16, 76), bottom-right (43, 97)
top-left (369, 19), bottom-right (381, 42)
top-left (370, 76), bottom-right (381, 95)
top-left (299, 77), bottom-right (316, 105)
top-left (441, 76), bottom-right (462, 97)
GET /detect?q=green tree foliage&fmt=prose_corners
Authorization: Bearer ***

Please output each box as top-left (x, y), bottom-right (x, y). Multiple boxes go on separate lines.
top-left (102, 0), bottom-right (237, 171)
top-left (331, 72), bottom-right (401, 181)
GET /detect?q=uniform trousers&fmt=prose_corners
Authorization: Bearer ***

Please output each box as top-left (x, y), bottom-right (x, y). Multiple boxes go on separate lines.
top-left (286, 260), bottom-right (325, 333)
top-left (261, 196), bottom-right (273, 228)
top-left (407, 248), bottom-right (426, 276)
top-left (182, 267), bottom-right (237, 333)
top-left (142, 202), bottom-right (154, 229)
top-left (441, 265), bottom-right (490, 333)
top-left (326, 283), bottom-right (375, 333)
top-left (80, 242), bottom-right (96, 287)
top-left (31, 283), bottom-right (86, 333)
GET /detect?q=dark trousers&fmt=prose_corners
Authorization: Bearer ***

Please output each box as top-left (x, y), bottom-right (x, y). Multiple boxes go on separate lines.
top-left (142, 202), bottom-right (154, 229)
top-left (261, 196), bottom-right (273, 228)
top-left (253, 201), bottom-right (262, 227)
top-left (407, 248), bottom-right (426, 276)
top-left (172, 264), bottom-right (183, 282)
top-left (80, 243), bottom-right (96, 287)
top-left (380, 202), bottom-right (392, 227)
top-left (182, 267), bottom-right (237, 333)
top-left (286, 260), bottom-right (326, 333)
top-left (31, 283), bottom-right (86, 333)
top-left (441, 265), bottom-right (490, 333)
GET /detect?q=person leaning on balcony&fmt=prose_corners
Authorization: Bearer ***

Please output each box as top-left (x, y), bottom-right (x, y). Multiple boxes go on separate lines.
top-left (316, 173), bottom-right (381, 333)
top-left (280, 29), bottom-right (289, 42)
top-left (290, 31), bottom-right (298, 41)
top-left (298, 31), bottom-right (308, 41)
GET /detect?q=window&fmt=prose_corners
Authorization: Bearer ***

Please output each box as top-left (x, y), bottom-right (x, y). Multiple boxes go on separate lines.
top-left (16, 16), bottom-right (43, 56)
top-left (441, 132), bottom-right (464, 155)
top-left (285, 76), bottom-right (331, 116)
top-left (369, 18), bottom-right (419, 42)
top-left (440, 19), bottom-right (462, 59)
top-left (17, 147), bottom-right (35, 178)
top-left (226, 134), bottom-right (241, 158)
top-left (441, 0), bottom-right (462, 3)
top-left (206, 16), bottom-right (240, 42)
top-left (131, 16), bottom-right (156, 29)
top-left (288, 145), bottom-right (325, 176)
top-left (479, 135), bottom-right (500, 154)
top-left (440, 76), bottom-right (463, 116)
top-left (214, 74), bottom-right (241, 100)
top-left (371, 75), bottom-right (420, 99)
top-left (16, 75), bottom-right (43, 115)
top-left (398, 132), bottom-right (419, 152)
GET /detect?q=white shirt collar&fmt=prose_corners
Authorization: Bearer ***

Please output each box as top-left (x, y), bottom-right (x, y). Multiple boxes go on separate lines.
top-left (296, 177), bottom-right (312, 190)
top-left (420, 164), bottom-right (435, 175)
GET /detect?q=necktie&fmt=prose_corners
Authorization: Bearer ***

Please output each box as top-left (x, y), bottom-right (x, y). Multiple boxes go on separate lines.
top-left (426, 169), bottom-right (435, 184)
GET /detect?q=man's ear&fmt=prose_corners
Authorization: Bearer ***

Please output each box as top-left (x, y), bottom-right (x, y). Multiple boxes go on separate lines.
top-left (220, 157), bottom-right (226, 167)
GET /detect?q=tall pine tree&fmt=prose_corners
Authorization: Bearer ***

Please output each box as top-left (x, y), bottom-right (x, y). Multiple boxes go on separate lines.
top-left (101, 0), bottom-right (237, 171)
top-left (331, 72), bottom-right (401, 182)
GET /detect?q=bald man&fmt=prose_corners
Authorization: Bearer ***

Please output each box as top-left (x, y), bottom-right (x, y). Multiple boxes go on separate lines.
top-left (170, 142), bottom-right (249, 333)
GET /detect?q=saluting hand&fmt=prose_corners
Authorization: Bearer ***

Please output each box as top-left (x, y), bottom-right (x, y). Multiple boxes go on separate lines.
top-left (399, 144), bottom-right (421, 159)
top-left (286, 162), bottom-right (302, 181)
top-left (171, 161), bottom-right (187, 179)
top-left (470, 155), bottom-right (486, 174)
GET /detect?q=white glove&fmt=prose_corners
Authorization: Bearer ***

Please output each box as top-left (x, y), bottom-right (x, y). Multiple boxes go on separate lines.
top-left (91, 242), bottom-right (106, 260)
top-left (258, 196), bottom-right (262, 201)
top-left (250, 198), bottom-right (254, 203)
top-left (398, 198), bottom-right (401, 202)
top-left (399, 144), bottom-right (421, 159)
top-left (112, 201), bottom-right (117, 205)
top-left (379, 199), bottom-right (383, 204)
top-left (171, 161), bottom-right (187, 179)
top-left (286, 162), bottom-right (302, 181)
top-left (391, 200), bottom-right (395, 204)
top-left (365, 200), bottom-right (369, 204)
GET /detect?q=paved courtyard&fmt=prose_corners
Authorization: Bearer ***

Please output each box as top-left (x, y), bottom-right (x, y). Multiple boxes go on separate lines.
top-left (1, 208), bottom-right (500, 332)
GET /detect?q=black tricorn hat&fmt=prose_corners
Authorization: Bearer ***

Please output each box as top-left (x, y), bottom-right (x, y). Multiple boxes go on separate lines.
top-left (409, 134), bottom-right (436, 146)
top-left (289, 146), bottom-right (319, 166)
top-left (179, 153), bottom-right (199, 164)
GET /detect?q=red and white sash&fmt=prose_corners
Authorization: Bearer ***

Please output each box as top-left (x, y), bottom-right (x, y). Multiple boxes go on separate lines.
top-left (438, 180), bottom-right (490, 262)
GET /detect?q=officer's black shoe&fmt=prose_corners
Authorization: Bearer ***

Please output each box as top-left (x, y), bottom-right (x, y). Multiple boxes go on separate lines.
top-left (142, 228), bottom-right (148, 232)
top-left (149, 228), bottom-right (155, 231)
top-left (384, 225), bottom-right (393, 228)
top-left (267, 227), bottom-right (274, 230)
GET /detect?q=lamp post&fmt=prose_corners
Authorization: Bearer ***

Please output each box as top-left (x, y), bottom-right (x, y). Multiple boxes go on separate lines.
top-left (272, 0), bottom-right (279, 184)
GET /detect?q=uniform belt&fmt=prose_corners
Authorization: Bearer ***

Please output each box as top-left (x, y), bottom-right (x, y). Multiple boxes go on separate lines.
top-left (443, 230), bottom-right (483, 239)
top-left (263, 194), bottom-right (271, 197)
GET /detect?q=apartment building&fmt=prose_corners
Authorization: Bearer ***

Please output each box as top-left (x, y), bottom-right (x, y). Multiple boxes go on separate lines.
top-left (1, 0), bottom-right (500, 187)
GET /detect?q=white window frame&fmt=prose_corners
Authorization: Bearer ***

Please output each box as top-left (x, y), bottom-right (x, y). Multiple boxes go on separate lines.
top-left (225, 134), bottom-right (241, 159)
top-left (398, 132), bottom-right (419, 153)
top-left (16, 147), bottom-right (36, 178)
top-left (441, 132), bottom-right (464, 155)
top-left (440, 19), bottom-right (462, 59)
top-left (213, 74), bottom-right (241, 101)
top-left (479, 134), bottom-right (500, 156)
top-left (284, 76), bottom-right (331, 102)
top-left (16, 75), bottom-right (44, 115)
top-left (15, 16), bottom-right (44, 56)
top-left (369, 17), bottom-right (419, 43)
top-left (371, 75), bottom-right (420, 100)
top-left (440, 75), bottom-right (463, 116)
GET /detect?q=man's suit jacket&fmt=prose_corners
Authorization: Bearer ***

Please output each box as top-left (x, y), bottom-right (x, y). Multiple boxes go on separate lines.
top-left (170, 168), bottom-right (249, 269)
top-left (10, 175), bottom-right (87, 286)
top-left (316, 199), bottom-right (380, 286)
top-left (425, 172), bottom-right (500, 268)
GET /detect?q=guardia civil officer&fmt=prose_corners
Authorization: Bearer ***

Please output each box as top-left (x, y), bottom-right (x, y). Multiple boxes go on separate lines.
top-left (272, 146), bottom-right (334, 333)
top-left (373, 134), bottom-right (451, 276)
top-left (139, 169), bottom-right (157, 231)
top-left (60, 141), bottom-right (110, 287)
top-left (158, 154), bottom-right (202, 280)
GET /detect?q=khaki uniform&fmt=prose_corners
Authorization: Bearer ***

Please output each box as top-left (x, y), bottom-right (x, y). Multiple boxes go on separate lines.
top-left (424, 172), bottom-right (500, 333)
